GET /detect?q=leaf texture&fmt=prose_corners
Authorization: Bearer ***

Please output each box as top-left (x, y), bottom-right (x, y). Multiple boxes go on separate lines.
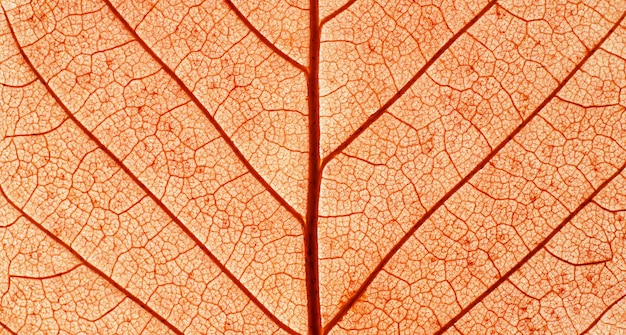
top-left (1, 0), bottom-right (626, 334)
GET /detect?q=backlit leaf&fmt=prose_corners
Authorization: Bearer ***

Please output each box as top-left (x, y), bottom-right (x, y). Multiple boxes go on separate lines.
top-left (1, 0), bottom-right (626, 334)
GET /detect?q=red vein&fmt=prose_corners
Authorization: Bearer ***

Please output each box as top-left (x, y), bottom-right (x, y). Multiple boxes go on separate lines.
top-left (2, 9), bottom-right (299, 335)
top-left (321, 0), bottom-right (497, 168)
top-left (0, 320), bottom-right (17, 335)
top-left (223, 0), bottom-right (308, 73)
top-left (85, 297), bottom-right (127, 322)
top-left (581, 293), bottom-right (626, 334)
top-left (5, 118), bottom-right (68, 138)
top-left (305, 0), bottom-right (322, 333)
top-left (544, 246), bottom-right (612, 267)
top-left (323, 9), bottom-right (626, 332)
top-left (320, 0), bottom-right (357, 28)
top-left (101, 0), bottom-right (305, 226)
top-left (0, 187), bottom-right (184, 335)
top-left (9, 263), bottom-right (82, 280)
top-left (434, 160), bottom-right (626, 334)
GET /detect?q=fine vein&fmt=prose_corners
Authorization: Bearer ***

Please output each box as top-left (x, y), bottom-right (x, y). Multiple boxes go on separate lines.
top-left (0, 187), bottom-right (185, 335)
top-left (101, 0), bottom-right (305, 226)
top-left (324, 8), bottom-right (626, 332)
top-left (2, 8), bottom-right (299, 334)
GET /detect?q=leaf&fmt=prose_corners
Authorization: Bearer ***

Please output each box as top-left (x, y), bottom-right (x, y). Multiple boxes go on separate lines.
top-left (1, 0), bottom-right (626, 334)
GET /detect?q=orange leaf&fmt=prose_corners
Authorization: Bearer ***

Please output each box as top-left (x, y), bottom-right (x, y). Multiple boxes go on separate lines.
top-left (1, 0), bottom-right (626, 334)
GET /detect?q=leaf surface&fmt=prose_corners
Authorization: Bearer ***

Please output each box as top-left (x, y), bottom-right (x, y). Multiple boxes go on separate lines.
top-left (1, 0), bottom-right (626, 334)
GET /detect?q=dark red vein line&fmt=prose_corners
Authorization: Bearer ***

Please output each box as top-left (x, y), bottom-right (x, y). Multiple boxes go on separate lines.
top-left (323, 9), bottom-right (626, 332)
top-left (321, 0), bottom-right (497, 168)
top-left (544, 246), bottom-right (611, 267)
top-left (581, 293), bottom-right (626, 334)
top-left (305, 0), bottom-right (322, 333)
top-left (0, 187), bottom-right (184, 335)
top-left (2, 9), bottom-right (299, 335)
top-left (434, 159), bottom-right (626, 335)
top-left (5, 117), bottom-right (68, 139)
top-left (10, 263), bottom-right (82, 280)
top-left (223, 0), bottom-right (308, 73)
top-left (84, 297), bottom-right (126, 322)
top-left (0, 78), bottom-right (37, 88)
top-left (320, 0), bottom-right (357, 27)
top-left (0, 320), bottom-right (17, 335)
top-left (101, 0), bottom-right (305, 226)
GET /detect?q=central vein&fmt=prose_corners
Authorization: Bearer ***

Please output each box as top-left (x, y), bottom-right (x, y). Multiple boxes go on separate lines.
top-left (305, 0), bottom-right (322, 334)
